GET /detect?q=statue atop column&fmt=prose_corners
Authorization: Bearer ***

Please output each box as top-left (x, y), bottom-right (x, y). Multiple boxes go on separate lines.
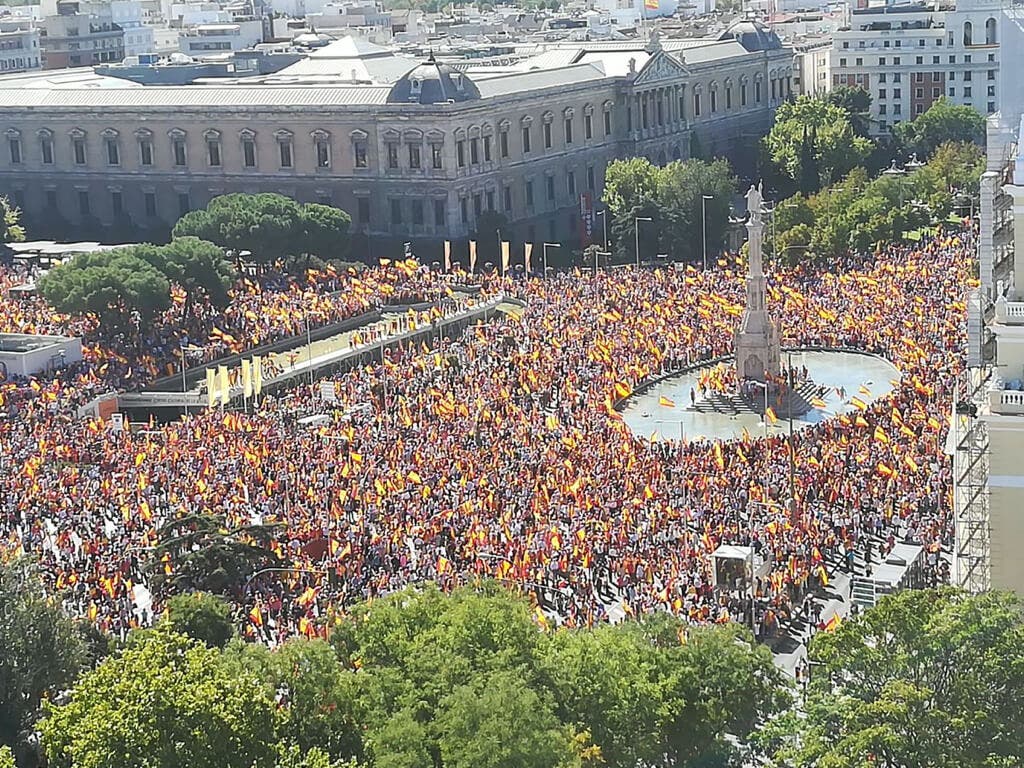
top-left (734, 179), bottom-right (780, 383)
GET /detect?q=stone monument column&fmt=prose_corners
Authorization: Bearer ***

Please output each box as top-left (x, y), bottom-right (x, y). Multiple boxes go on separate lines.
top-left (734, 182), bottom-right (781, 383)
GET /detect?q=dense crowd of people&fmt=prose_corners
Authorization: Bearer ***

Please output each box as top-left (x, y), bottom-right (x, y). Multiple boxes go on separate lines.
top-left (0, 231), bottom-right (968, 642)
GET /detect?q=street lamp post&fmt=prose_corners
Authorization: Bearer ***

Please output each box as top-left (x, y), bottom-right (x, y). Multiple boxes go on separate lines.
top-left (542, 242), bottom-right (560, 275)
top-left (883, 160), bottom-right (907, 208)
top-left (634, 216), bottom-right (652, 269)
top-left (596, 250), bottom-right (611, 274)
top-left (701, 194), bottom-right (713, 271)
top-left (595, 208), bottom-right (609, 251)
top-left (750, 380), bottom-right (769, 440)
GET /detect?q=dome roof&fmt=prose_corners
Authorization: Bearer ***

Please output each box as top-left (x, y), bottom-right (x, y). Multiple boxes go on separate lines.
top-left (717, 19), bottom-right (783, 52)
top-left (387, 53), bottom-right (481, 105)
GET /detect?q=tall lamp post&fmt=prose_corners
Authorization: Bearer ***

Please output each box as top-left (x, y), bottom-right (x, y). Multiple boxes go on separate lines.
top-left (750, 380), bottom-right (769, 440)
top-left (701, 194), bottom-right (713, 271)
top-left (595, 208), bottom-right (609, 251)
top-left (542, 242), bottom-right (560, 275)
top-left (635, 216), bottom-right (652, 269)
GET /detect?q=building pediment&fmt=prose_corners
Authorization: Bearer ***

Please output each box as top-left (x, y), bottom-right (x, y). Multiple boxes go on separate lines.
top-left (634, 51), bottom-right (689, 85)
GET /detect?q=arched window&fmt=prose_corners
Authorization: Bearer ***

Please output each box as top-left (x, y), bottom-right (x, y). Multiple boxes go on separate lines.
top-left (963, 20), bottom-right (973, 47)
top-left (986, 17), bottom-right (997, 45)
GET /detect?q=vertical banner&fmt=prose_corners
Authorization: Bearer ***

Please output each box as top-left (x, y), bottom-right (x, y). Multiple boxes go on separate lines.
top-left (252, 356), bottom-right (263, 398)
top-left (206, 368), bottom-right (216, 409)
top-left (579, 192), bottom-right (594, 248)
top-left (469, 240), bottom-right (477, 273)
top-left (524, 242), bottom-right (533, 274)
top-left (501, 241), bottom-right (510, 276)
top-left (218, 365), bottom-right (230, 405)
top-left (241, 359), bottom-right (253, 399)
top-left (444, 240), bottom-right (451, 272)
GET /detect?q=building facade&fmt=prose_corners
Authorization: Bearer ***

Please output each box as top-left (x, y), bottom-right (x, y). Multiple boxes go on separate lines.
top-left (830, 0), bottom-right (1001, 135)
top-left (0, 24), bottom-right (793, 254)
top-left (0, 19), bottom-right (42, 74)
top-left (39, 0), bottom-right (125, 69)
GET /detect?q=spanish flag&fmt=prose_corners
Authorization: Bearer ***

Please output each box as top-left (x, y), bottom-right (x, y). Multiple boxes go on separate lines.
top-left (765, 407), bottom-right (778, 425)
top-left (644, 0), bottom-right (658, 9)
top-left (851, 396), bottom-right (868, 411)
top-left (658, 395), bottom-right (676, 408)
top-left (824, 614), bottom-right (841, 632)
top-left (437, 556), bottom-right (452, 575)
top-left (873, 426), bottom-right (890, 444)
top-left (904, 455), bottom-right (919, 472)
top-left (249, 605), bottom-right (264, 627)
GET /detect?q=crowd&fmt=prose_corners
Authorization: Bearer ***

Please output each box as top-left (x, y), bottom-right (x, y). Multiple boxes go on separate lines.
top-left (0, 231), bottom-right (968, 642)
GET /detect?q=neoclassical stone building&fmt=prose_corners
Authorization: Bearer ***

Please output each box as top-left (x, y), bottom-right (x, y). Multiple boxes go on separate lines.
top-left (0, 21), bottom-right (793, 253)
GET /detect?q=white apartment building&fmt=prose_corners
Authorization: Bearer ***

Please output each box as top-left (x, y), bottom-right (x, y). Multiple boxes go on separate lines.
top-left (792, 34), bottom-right (831, 95)
top-left (178, 18), bottom-right (263, 55)
top-left (110, 0), bottom-right (154, 57)
top-left (956, 3), bottom-right (1024, 595)
top-left (831, 0), bottom-right (1001, 135)
top-left (0, 20), bottom-right (41, 73)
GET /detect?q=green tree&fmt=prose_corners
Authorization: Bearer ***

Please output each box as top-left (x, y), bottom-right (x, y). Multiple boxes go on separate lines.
top-left (0, 559), bottom-right (83, 765)
top-left (38, 250), bottom-right (171, 331)
top-left (826, 85), bottom-right (873, 137)
top-left (895, 98), bottom-right (986, 158)
top-left (437, 671), bottom-right (572, 768)
top-left (227, 639), bottom-right (364, 762)
top-left (173, 193), bottom-right (352, 270)
top-left (132, 238), bottom-right (236, 309)
top-left (366, 710), bottom-right (432, 768)
top-left (602, 157), bottom-right (735, 265)
top-left (0, 745), bottom-right (13, 768)
top-left (765, 95), bottom-right (874, 191)
top-left (763, 589), bottom-right (1024, 767)
top-left (1, 197), bottom-right (25, 245)
top-left (148, 512), bottom-right (284, 598)
top-left (165, 592), bottom-right (236, 648)
top-left (40, 631), bottom-right (279, 768)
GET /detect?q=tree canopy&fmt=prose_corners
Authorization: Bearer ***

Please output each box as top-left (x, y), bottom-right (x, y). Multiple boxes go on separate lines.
top-left (0, 559), bottom-right (83, 766)
top-left (764, 95), bottom-right (874, 193)
top-left (760, 589), bottom-right (1024, 768)
top-left (164, 592), bottom-right (236, 649)
top-left (1, 196), bottom-right (25, 245)
top-left (173, 193), bottom-right (351, 269)
top-left (602, 156), bottom-right (736, 265)
top-left (895, 97), bottom-right (986, 159)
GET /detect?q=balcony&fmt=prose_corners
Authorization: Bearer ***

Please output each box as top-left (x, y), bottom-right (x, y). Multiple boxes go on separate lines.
top-left (994, 298), bottom-right (1024, 325)
top-left (989, 387), bottom-right (1024, 416)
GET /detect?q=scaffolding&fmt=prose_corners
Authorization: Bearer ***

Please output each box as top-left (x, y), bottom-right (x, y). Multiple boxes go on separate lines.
top-left (952, 368), bottom-right (992, 594)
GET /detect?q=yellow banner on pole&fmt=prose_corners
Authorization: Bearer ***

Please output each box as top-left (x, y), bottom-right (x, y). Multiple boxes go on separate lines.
top-left (524, 242), bottom-right (533, 274)
top-left (218, 365), bottom-right (230, 406)
top-left (252, 356), bottom-right (263, 397)
top-left (206, 368), bottom-right (216, 409)
top-left (501, 241), bottom-right (510, 275)
top-left (444, 240), bottom-right (451, 272)
top-left (469, 240), bottom-right (477, 273)
top-left (241, 358), bottom-right (253, 398)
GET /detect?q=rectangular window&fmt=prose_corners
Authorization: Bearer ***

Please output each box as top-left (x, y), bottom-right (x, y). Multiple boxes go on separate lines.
top-left (279, 141), bottom-right (293, 169)
top-left (73, 138), bottom-right (86, 165)
top-left (755, 82), bottom-right (762, 102)
top-left (741, 85), bottom-right (747, 106)
top-left (456, 140), bottom-right (465, 167)
top-left (499, 131), bottom-right (509, 158)
top-left (473, 194), bottom-right (481, 217)
top-left (483, 135), bottom-right (491, 162)
top-left (546, 175), bottom-right (555, 201)
top-left (316, 140), bottom-right (330, 168)
top-left (522, 126), bottom-right (531, 153)
top-left (387, 143), bottom-right (399, 169)
top-left (604, 110), bottom-right (611, 135)
top-left (486, 190), bottom-right (495, 211)
top-left (470, 138), bottom-right (479, 164)
top-left (894, 88), bottom-right (901, 98)
top-left (111, 191), bottom-right (122, 216)
top-left (140, 139), bottom-right (153, 166)
top-left (357, 198), bottom-right (370, 224)
top-left (412, 199), bottom-right (423, 226)
top-left (207, 140), bottom-right (221, 167)
top-left (879, 73), bottom-right (887, 83)
top-left (434, 199), bottom-right (445, 227)
top-left (586, 165), bottom-right (595, 191)
top-left (104, 138), bottom-right (118, 166)
top-left (567, 170), bottom-right (576, 196)
top-left (431, 144), bottom-right (442, 169)
top-left (564, 118), bottom-right (573, 144)
top-left (932, 87), bottom-right (940, 97)
top-left (988, 69), bottom-right (996, 81)
top-left (988, 85), bottom-right (996, 97)
top-left (879, 89), bottom-right (886, 99)
top-left (503, 185), bottom-right (512, 211)
top-left (879, 104), bottom-right (887, 114)
top-left (8, 138), bottom-right (21, 164)
top-left (879, 57), bottom-right (886, 65)
top-left (460, 197), bottom-right (468, 224)
top-left (172, 139), bottom-right (186, 167)
top-left (525, 180), bottom-right (534, 208)
top-left (41, 137), bottom-right (53, 165)
top-left (543, 122), bottom-right (552, 149)
top-left (78, 190), bottom-right (90, 216)
top-left (354, 141), bottom-right (367, 168)
top-left (964, 87), bottom-right (971, 97)
top-left (243, 139), bottom-right (257, 168)
top-left (950, 87), bottom-right (956, 97)
top-left (409, 144), bottom-right (421, 169)
top-left (178, 192), bottom-right (190, 216)
top-left (726, 88), bottom-right (732, 109)
top-left (693, 92), bottom-right (701, 117)
top-left (144, 192), bottom-right (156, 217)
top-left (584, 113), bottom-right (593, 139)
top-left (390, 199), bottom-right (402, 225)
